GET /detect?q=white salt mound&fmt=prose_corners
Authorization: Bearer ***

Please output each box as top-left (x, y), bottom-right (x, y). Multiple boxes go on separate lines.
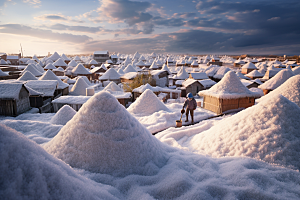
top-left (259, 69), bottom-right (294, 90)
top-left (127, 89), bottom-right (170, 115)
top-left (257, 75), bottom-right (300, 107)
top-left (44, 91), bottom-right (167, 176)
top-left (103, 81), bottom-right (123, 92)
top-left (199, 71), bottom-right (261, 99)
top-left (0, 124), bottom-right (119, 200)
top-left (190, 94), bottom-right (300, 170)
top-left (70, 77), bottom-right (89, 96)
top-left (50, 105), bottom-right (76, 125)
top-left (17, 71), bottom-right (37, 81)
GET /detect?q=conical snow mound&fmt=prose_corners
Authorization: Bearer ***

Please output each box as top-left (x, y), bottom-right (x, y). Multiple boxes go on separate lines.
top-left (17, 71), bottom-right (37, 81)
top-left (127, 89), bottom-right (170, 115)
top-left (44, 92), bottom-right (167, 176)
top-left (0, 124), bottom-right (116, 199)
top-left (103, 81), bottom-right (123, 92)
top-left (70, 77), bottom-right (89, 95)
top-left (191, 94), bottom-right (300, 170)
top-left (50, 105), bottom-right (76, 125)
top-left (257, 75), bottom-right (300, 107)
top-left (259, 69), bottom-right (294, 90)
top-left (199, 71), bottom-right (261, 98)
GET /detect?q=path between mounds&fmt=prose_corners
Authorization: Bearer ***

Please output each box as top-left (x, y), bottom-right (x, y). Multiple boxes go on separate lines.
top-left (151, 109), bottom-right (241, 135)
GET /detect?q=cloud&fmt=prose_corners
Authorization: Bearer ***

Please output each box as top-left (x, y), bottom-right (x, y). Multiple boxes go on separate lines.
top-left (0, 24), bottom-right (92, 43)
top-left (23, 0), bottom-right (41, 7)
top-left (48, 23), bottom-right (106, 34)
top-left (35, 14), bottom-right (84, 23)
top-left (98, 0), bottom-right (153, 25)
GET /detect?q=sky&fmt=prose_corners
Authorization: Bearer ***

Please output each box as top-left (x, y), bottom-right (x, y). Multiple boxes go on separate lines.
top-left (0, 0), bottom-right (300, 56)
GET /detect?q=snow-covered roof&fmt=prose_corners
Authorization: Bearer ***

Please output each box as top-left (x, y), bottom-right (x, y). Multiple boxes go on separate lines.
top-left (190, 72), bottom-right (208, 80)
top-left (198, 79), bottom-right (216, 88)
top-left (123, 64), bottom-right (137, 73)
top-left (45, 63), bottom-right (57, 70)
top-left (52, 95), bottom-right (91, 104)
top-left (173, 67), bottom-right (189, 80)
top-left (132, 83), bottom-right (161, 93)
top-left (0, 83), bottom-right (25, 100)
top-left (21, 64), bottom-right (43, 77)
top-left (182, 79), bottom-right (198, 87)
top-left (53, 58), bottom-right (67, 67)
top-left (68, 60), bottom-right (78, 67)
top-left (72, 64), bottom-right (91, 75)
top-left (17, 71), bottom-right (38, 81)
top-left (259, 69), bottom-right (294, 90)
top-left (48, 52), bottom-right (61, 62)
top-left (135, 60), bottom-right (145, 66)
top-left (99, 68), bottom-right (121, 80)
top-left (61, 53), bottom-right (71, 61)
top-left (0, 69), bottom-right (9, 77)
top-left (236, 71), bottom-right (251, 80)
top-left (199, 71), bottom-right (262, 99)
top-left (94, 51), bottom-right (108, 55)
top-left (121, 72), bottom-right (138, 80)
top-left (88, 59), bottom-right (98, 65)
top-left (25, 80), bottom-right (57, 97)
top-left (77, 76), bottom-right (91, 86)
top-left (6, 55), bottom-right (19, 59)
top-left (242, 62), bottom-right (257, 69)
top-left (39, 70), bottom-right (69, 89)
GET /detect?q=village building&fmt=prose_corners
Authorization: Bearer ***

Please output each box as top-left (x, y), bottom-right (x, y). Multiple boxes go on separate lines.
top-left (90, 64), bottom-right (107, 80)
top-left (189, 72), bottom-right (209, 80)
top-left (240, 79), bottom-right (261, 89)
top-left (93, 51), bottom-right (109, 64)
top-left (17, 71), bottom-right (37, 81)
top-left (6, 55), bottom-right (20, 65)
top-left (61, 54), bottom-right (71, 64)
top-left (233, 58), bottom-right (245, 67)
top-left (150, 70), bottom-right (169, 87)
top-left (172, 66), bottom-right (189, 85)
top-left (191, 60), bottom-right (199, 68)
top-left (44, 63), bottom-right (57, 71)
top-left (198, 71), bottom-right (262, 114)
top-left (52, 67), bottom-right (65, 76)
top-left (0, 82), bottom-right (30, 116)
top-left (71, 63), bottom-right (92, 79)
top-left (103, 82), bottom-right (132, 107)
top-left (207, 57), bottom-right (223, 66)
top-left (39, 70), bottom-right (69, 95)
top-left (123, 64), bottom-right (137, 73)
top-left (21, 64), bottom-right (43, 77)
top-left (110, 55), bottom-right (118, 64)
top-left (120, 72), bottom-right (138, 84)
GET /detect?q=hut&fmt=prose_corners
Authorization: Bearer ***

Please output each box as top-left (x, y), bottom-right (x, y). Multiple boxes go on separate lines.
top-left (21, 64), bottom-right (43, 77)
top-left (198, 71), bottom-right (262, 114)
top-left (240, 79), bottom-right (261, 89)
top-left (86, 59), bottom-right (99, 69)
top-left (52, 67), bottom-right (65, 76)
top-left (110, 55), bottom-right (118, 64)
top-left (120, 72), bottom-right (138, 84)
top-left (189, 72), bottom-right (208, 80)
top-left (93, 51), bottom-right (109, 64)
top-left (0, 83), bottom-right (30, 116)
top-left (150, 70), bottom-right (169, 87)
top-left (191, 60), bottom-right (199, 68)
top-left (39, 70), bottom-right (69, 96)
top-left (17, 71), bottom-right (37, 81)
top-left (6, 55), bottom-right (20, 65)
top-left (233, 58), bottom-right (245, 67)
top-left (69, 77), bottom-right (89, 96)
top-left (245, 70), bottom-right (264, 80)
top-left (90, 65), bottom-right (107, 80)
top-left (44, 63), bottom-right (57, 71)
top-left (61, 54), bottom-right (71, 64)
top-left (241, 62), bottom-right (257, 74)
top-left (25, 80), bottom-right (58, 101)
top-left (172, 67), bottom-right (189, 85)
top-left (124, 64), bottom-right (137, 73)
top-left (259, 69), bottom-right (294, 95)
top-left (135, 60), bottom-right (146, 68)
top-left (182, 79), bottom-right (203, 96)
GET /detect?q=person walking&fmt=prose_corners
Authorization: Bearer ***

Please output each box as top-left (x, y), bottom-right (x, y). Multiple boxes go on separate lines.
top-left (182, 93), bottom-right (197, 124)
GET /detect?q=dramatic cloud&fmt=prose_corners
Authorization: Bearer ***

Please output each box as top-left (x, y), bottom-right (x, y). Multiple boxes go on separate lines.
top-left (35, 14), bottom-right (84, 23)
top-left (0, 24), bottom-right (92, 43)
top-left (98, 0), bottom-right (153, 25)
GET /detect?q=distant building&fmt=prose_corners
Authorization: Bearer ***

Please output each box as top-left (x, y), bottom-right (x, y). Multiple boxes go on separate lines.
top-left (93, 51), bottom-right (110, 64)
top-left (7, 55), bottom-right (20, 65)
top-left (0, 53), bottom-right (7, 61)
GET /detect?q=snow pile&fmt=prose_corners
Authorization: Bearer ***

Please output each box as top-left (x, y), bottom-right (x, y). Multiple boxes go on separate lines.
top-left (161, 64), bottom-right (171, 75)
top-left (257, 75), bottom-right (300, 107)
top-left (205, 65), bottom-right (220, 77)
top-left (72, 64), bottom-right (91, 75)
top-left (236, 71), bottom-right (251, 80)
top-left (0, 68), bottom-right (8, 76)
top-left (245, 69), bottom-right (263, 78)
top-left (50, 105), bottom-right (76, 125)
top-left (68, 60), bottom-right (78, 67)
top-left (173, 66), bottom-right (189, 79)
top-left (213, 66), bottom-right (231, 79)
top-left (292, 66), bottom-right (300, 75)
top-left (242, 62), bottom-right (257, 69)
top-left (21, 64), bottom-right (43, 76)
top-left (39, 70), bottom-right (69, 89)
top-left (259, 69), bottom-right (294, 90)
top-left (77, 76), bottom-right (91, 85)
top-left (44, 63), bottom-right (57, 70)
top-left (69, 77), bottom-right (89, 96)
top-left (189, 94), bottom-right (300, 170)
top-left (0, 124), bottom-right (118, 199)
top-left (45, 91), bottom-right (167, 176)
top-left (132, 83), bottom-right (161, 93)
top-left (199, 71), bottom-right (262, 99)
top-left (103, 81), bottom-right (123, 92)
top-left (48, 52), bottom-right (61, 61)
top-left (99, 68), bottom-right (120, 80)
top-left (123, 64), bottom-right (137, 73)
top-left (53, 58), bottom-right (67, 67)
top-left (149, 62), bottom-right (159, 69)
top-left (0, 59), bottom-right (8, 64)
top-left (17, 71), bottom-right (37, 81)
top-left (128, 89), bottom-right (170, 115)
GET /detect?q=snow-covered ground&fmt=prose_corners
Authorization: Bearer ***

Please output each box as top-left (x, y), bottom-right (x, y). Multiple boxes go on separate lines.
top-left (1, 91), bottom-right (300, 200)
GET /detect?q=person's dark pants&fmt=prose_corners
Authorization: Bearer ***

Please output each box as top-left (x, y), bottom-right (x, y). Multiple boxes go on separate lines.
top-left (185, 108), bottom-right (194, 123)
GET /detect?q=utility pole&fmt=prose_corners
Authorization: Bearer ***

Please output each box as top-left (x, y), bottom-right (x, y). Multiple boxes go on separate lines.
top-left (20, 43), bottom-right (23, 58)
